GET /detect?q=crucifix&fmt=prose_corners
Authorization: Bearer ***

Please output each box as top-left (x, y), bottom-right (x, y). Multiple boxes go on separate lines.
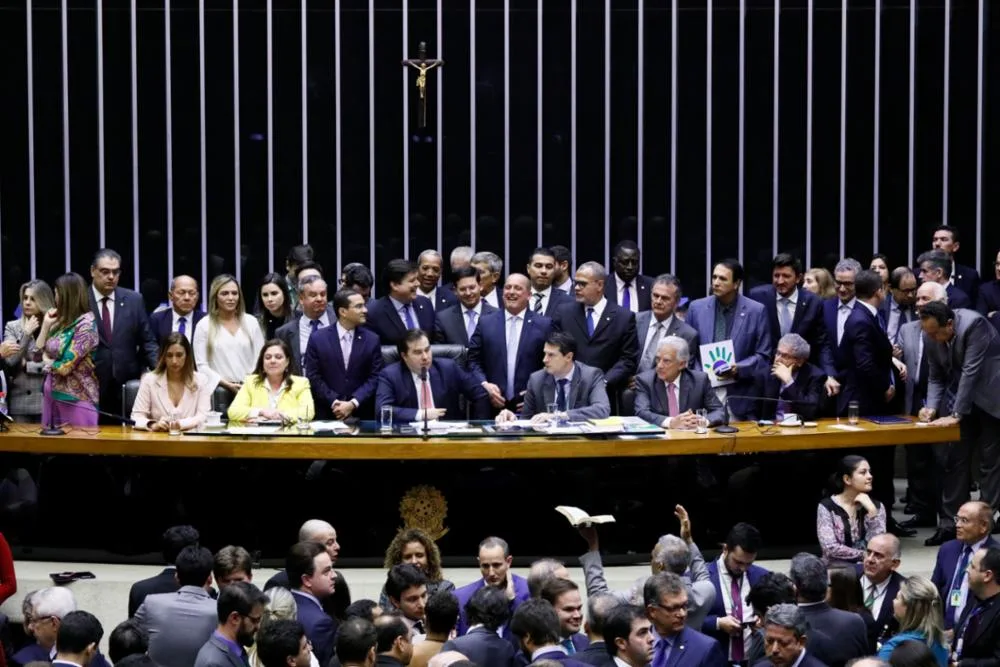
top-left (402, 42), bottom-right (443, 129)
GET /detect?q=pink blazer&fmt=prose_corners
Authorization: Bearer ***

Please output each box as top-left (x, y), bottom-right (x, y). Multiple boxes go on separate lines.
top-left (131, 370), bottom-right (212, 430)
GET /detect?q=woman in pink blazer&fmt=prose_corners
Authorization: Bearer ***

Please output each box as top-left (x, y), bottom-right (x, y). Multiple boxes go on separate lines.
top-left (131, 333), bottom-right (212, 431)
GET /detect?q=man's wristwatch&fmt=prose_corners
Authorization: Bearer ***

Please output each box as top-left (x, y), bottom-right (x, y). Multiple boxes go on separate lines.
top-left (951, 412), bottom-right (963, 422)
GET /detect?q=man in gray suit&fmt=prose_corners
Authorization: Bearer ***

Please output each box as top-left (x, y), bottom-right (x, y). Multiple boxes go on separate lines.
top-left (275, 277), bottom-right (336, 374)
top-left (633, 336), bottom-right (725, 428)
top-left (633, 274), bottom-right (699, 376)
top-left (193, 582), bottom-right (269, 667)
top-left (790, 553), bottom-right (868, 667)
top-left (918, 301), bottom-right (1000, 542)
top-left (496, 331), bottom-right (610, 423)
top-left (135, 545), bottom-right (219, 667)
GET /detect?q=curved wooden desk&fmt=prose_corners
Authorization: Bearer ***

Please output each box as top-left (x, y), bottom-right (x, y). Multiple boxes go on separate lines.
top-left (725, 419), bottom-right (959, 454)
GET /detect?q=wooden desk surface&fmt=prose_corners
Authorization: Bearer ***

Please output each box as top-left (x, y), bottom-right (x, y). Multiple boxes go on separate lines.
top-left (0, 419), bottom-right (959, 460)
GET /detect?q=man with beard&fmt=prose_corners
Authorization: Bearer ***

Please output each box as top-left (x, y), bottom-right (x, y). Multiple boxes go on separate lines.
top-left (193, 582), bottom-right (268, 667)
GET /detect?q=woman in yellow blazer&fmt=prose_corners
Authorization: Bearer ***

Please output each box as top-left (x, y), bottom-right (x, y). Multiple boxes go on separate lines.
top-left (227, 338), bottom-right (315, 423)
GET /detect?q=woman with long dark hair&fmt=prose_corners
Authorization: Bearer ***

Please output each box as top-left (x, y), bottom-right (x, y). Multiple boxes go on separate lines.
top-left (227, 338), bottom-right (314, 423)
top-left (255, 272), bottom-right (293, 340)
top-left (131, 333), bottom-right (211, 431)
top-left (817, 455), bottom-right (886, 566)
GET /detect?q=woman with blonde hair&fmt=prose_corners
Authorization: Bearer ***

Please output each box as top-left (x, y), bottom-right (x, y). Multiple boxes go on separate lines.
top-left (227, 339), bottom-right (314, 423)
top-left (192, 274), bottom-right (265, 395)
top-left (803, 267), bottom-right (836, 299)
top-left (247, 587), bottom-right (320, 667)
top-left (378, 528), bottom-right (454, 610)
top-left (131, 333), bottom-right (211, 431)
top-left (878, 576), bottom-right (947, 666)
top-left (1, 280), bottom-right (55, 420)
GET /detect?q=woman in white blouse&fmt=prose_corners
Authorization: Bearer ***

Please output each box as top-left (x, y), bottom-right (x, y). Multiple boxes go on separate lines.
top-left (131, 333), bottom-right (212, 431)
top-left (193, 274), bottom-right (265, 394)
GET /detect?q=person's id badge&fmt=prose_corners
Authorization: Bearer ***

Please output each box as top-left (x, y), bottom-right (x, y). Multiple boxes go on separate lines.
top-left (951, 589), bottom-right (962, 607)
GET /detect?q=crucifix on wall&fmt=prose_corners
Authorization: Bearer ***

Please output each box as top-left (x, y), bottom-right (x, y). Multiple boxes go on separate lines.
top-left (402, 41), bottom-right (443, 129)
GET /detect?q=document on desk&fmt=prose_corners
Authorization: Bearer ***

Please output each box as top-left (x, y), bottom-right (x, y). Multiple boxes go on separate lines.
top-left (225, 425), bottom-right (283, 435)
top-left (408, 421), bottom-right (470, 430)
top-left (828, 424), bottom-right (864, 432)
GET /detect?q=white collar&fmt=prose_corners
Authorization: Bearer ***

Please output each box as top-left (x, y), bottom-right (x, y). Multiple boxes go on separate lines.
top-left (778, 289), bottom-right (798, 306)
top-left (533, 286), bottom-right (552, 297)
top-left (551, 363), bottom-right (575, 384)
top-left (336, 322), bottom-right (355, 340)
top-left (531, 646), bottom-right (568, 660)
top-left (652, 314), bottom-right (675, 331)
top-left (861, 574), bottom-right (891, 593)
top-left (92, 284), bottom-right (114, 304)
top-left (613, 657), bottom-right (634, 667)
top-left (839, 297), bottom-right (857, 311)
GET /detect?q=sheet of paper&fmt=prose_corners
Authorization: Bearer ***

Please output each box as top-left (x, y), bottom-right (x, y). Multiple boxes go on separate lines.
top-left (699, 339), bottom-right (737, 387)
top-left (829, 424), bottom-right (864, 432)
top-left (225, 426), bottom-right (282, 435)
top-left (408, 421), bottom-right (470, 430)
top-left (310, 421), bottom-right (349, 430)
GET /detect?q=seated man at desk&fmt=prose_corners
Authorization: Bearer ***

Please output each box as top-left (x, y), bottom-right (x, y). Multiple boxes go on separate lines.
top-left (633, 335), bottom-right (725, 429)
top-left (375, 329), bottom-right (491, 422)
top-left (749, 332), bottom-right (826, 422)
top-left (496, 331), bottom-right (611, 423)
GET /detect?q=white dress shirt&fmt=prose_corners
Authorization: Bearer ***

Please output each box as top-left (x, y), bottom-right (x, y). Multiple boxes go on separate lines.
top-left (420, 287), bottom-right (439, 309)
top-left (92, 284), bottom-right (116, 328)
top-left (615, 275), bottom-right (640, 313)
top-left (716, 555), bottom-right (754, 661)
top-left (555, 276), bottom-right (574, 293)
top-left (586, 297), bottom-right (609, 324)
top-left (531, 286), bottom-right (554, 314)
top-left (505, 311), bottom-right (524, 398)
top-left (836, 298), bottom-right (857, 345)
top-left (192, 314), bottom-right (266, 391)
top-left (483, 290), bottom-right (499, 308)
top-left (299, 311), bottom-right (331, 358)
top-left (860, 574), bottom-right (891, 622)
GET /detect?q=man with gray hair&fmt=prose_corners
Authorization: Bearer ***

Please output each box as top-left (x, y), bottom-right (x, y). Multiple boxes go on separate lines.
top-left (275, 276), bottom-right (336, 374)
top-left (633, 335), bottom-right (724, 429)
top-left (790, 553), bottom-right (868, 667)
top-left (450, 246), bottom-right (475, 274)
top-left (633, 275), bottom-right (699, 375)
top-left (917, 249), bottom-right (973, 309)
top-left (750, 332), bottom-right (826, 422)
top-left (13, 587), bottom-right (112, 666)
top-left (756, 604), bottom-right (828, 667)
top-left (527, 558), bottom-right (570, 598)
top-left (577, 593), bottom-right (620, 667)
top-left (642, 572), bottom-right (725, 667)
top-left (470, 251), bottom-right (503, 308)
top-left (821, 257), bottom-right (864, 398)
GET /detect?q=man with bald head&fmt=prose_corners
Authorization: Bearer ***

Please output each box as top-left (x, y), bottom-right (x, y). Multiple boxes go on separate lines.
top-left (469, 273), bottom-right (553, 413)
top-left (276, 276), bottom-right (336, 374)
top-left (264, 520), bottom-right (352, 619)
top-left (930, 501), bottom-right (998, 629)
top-left (857, 533), bottom-right (905, 646)
top-left (149, 275), bottom-right (205, 347)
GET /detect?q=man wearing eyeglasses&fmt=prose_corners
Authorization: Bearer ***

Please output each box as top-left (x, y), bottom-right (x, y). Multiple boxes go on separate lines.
top-left (193, 582), bottom-right (268, 667)
top-left (88, 247), bottom-right (159, 421)
top-left (643, 572), bottom-right (725, 667)
top-left (930, 501), bottom-right (998, 630)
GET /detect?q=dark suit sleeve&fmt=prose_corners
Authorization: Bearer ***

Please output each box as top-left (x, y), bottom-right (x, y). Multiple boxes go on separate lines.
top-left (604, 312), bottom-right (638, 387)
top-left (376, 370), bottom-right (418, 423)
top-left (460, 365), bottom-right (491, 419)
top-left (128, 583), bottom-right (142, 618)
top-left (467, 325), bottom-right (487, 382)
top-left (352, 341), bottom-right (384, 406)
top-left (432, 311), bottom-right (448, 344)
top-left (138, 299), bottom-right (161, 369)
top-left (276, 322), bottom-right (303, 375)
top-left (568, 369), bottom-right (611, 420)
top-left (779, 368), bottom-right (825, 421)
top-left (634, 376), bottom-right (666, 425)
top-left (304, 340), bottom-right (335, 410)
top-left (850, 320), bottom-right (890, 393)
top-left (703, 640), bottom-right (729, 667)
top-left (702, 378), bottom-right (725, 426)
top-left (311, 615), bottom-right (337, 667)
top-left (521, 376), bottom-right (539, 418)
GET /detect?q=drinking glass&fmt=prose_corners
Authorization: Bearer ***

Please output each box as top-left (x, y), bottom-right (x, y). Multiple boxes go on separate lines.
top-left (848, 401), bottom-right (860, 425)
top-left (380, 405), bottom-right (393, 433)
top-left (168, 410), bottom-right (181, 436)
top-left (546, 402), bottom-right (560, 428)
top-left (695, 409), bottom-right (708, 434)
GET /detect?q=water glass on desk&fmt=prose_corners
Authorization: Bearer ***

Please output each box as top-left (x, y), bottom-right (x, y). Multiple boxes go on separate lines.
top-left (848, 400), bottom-right (859, 425)
top-left (168, 410), bottom-right (181, 436)
top-left (695, 409), bottom-right (708, 434)
top-left (380, 405), bottom-right (393, 433)
top-left (546, 402), bottom-right (560, 428)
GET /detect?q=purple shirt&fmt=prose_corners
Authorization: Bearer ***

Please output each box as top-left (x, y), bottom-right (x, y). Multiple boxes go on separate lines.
top-left (213, 631), bottom-right (247, 662)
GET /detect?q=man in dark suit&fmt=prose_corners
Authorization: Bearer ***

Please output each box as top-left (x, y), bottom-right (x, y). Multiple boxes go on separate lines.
top-left (305, 288), bottom-right (383, 420)
top-left (918, 249), bottom-right (973, 309)
top-left (932, 224), bottom-right (981, 305)
top-left (976, 249), bottom-right (1000, 317)
top-left (576, 594), bottom-right (620, 667)
top-left (879, 267), bottom-right (918, 346)
top-left (747, 253), bottom-right (834, 378)
top-left (633, 336), bottom-right (724, 428)
top-left (509, 599), bottom-right (591, 667)
top-left (553, 261), bottom-right (638, 394)
top-left (50, 611), bottom-right (106, 667)
top-left (275, 277), bottom-right (336, 374)
top-left (441, 586), bottom-right (517, 667)
top-left (749, 333), bottom-right (826, 422)
top-left (822, 257), bottom-right (863, 399)
top-left (837, 270), bottom-right (895, 417)
top-left (497, 332), bottom-right (610, 423)
top-left (335, 617), bottom-right (379, 667)
top-left (128, 525), bottom-right (201, 618)
top-left (192, 582), bottom-right (268, 667)
top-left (264, 519), bottom-right (351, 621)
top-left (598, 604), bottom-right (653, 667)
top-left (642, 572), bottom-right (726, 667)
top-left (287, 541), bottom-right (338, 666)
top-left (751, 604), bottom-right (828, 667)
top-left (89, 248), bottom-right (159, 419)
top-left (148, 275), bottom-right (205, 348)
top-left (434, 266), bottom-right (498, 346)
top-left (528, 247), bottom-right (574, 317)
top-left (603, 241), bottom-right (654, 313)
top-left (470, 273), bottom-right (553, 414)
top-left (254, 620), bottom-right (313, 667)
top-left (790, 553), bottom-right (868, 667)
top-left (453, 536), bottom-right (532, 638)
top-left (929, 502), bottom-right (998, 628)
top-left (953, 545), bottom-right (1000, 667)
top-left (471, 251), bottom-right (505, 309)
top-left (372, 615), bottom-right (413, 667)
top-left (375, 329), bottom-right (490, 422)
top-left (417, 249), bottom-right (460, 311)
top-left (634, 275), bottom-right (699, 375)
top-left (551, 245), bottom-right (575, 294)
top-left (341, 263), bottom-right (375, 303)
top-left (13, 588), bottom-right (112, 667)
top-left (365, 259), bottom-right (435, 346)
top-left (856, 533), bottom-right (905, 647)
top-left (539, 578), bottom-right (589, 653)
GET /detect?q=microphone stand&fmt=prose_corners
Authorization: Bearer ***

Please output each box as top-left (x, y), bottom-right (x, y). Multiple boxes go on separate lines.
top-left (715, 394), bottom-right (739, 434)
top-left (419, 367), bottom-right (430, 441)
top-left (41, 396), bottom-right (137, 436)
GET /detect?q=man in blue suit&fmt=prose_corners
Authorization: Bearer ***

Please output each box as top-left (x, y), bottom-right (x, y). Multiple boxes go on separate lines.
top-left (643, 572), bottom-right (726, 667)
top-left (89, 248), bottom-right (160, 419)
top-left (747, 254), bottom-right (834, 378)
top-left (376, 329), bottom-right (490, 422)
top-left (837, 270), bottom-right (895, 417)
top-left (878, 267), bottom-right (918, 346)
top-left (918, 249), bottom-right (973, 310)
top-left (751, 604), bottom-right (829, 667)
top-left (454, 536), bottom-right (532, 637)
top-left (932, 224), bottom-right (981, 305)
top-left (441, 586), bottom-right (517, 667)
top-left (417, 249), bottom-right (460, 311)
top-left (685, 259), bottom-right (772, 420)
top-left (287, 541), bottom-right (338, 666)
top-left (147, 275), bottom-right (205, 348)
top-left (434, 266), bottom-right (498, 346)
top-left (930, 501), bottom-right (998, 629)
top-left (749, 333), bottom-right (826, 422)
top-left (365, 259), bottom-right (435, 346)
top-left (509, 599), bottom-right (591, 667)
top-left (603, 241), bottom-right (655, 313)
top-left (701, 523), bottom-right (768, 662)
top-left (305, 288), bottom-right (383, 420)
top-left (822, 257), bottom-right (863, 399)
top-left (539, 578), bottom-right (590, 654)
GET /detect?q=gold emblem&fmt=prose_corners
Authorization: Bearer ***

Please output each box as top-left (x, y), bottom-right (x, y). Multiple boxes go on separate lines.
top-left (399, 485), bottom-right (449, 540)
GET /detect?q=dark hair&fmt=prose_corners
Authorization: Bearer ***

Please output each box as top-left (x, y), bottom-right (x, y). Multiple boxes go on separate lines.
top-left (725, 523), bottom-right (762, 554)
top-left (56, 610), bottom-right (104, 654)
top-left (545, 331), bottom-right (577, 358)
top-left (603, 605), bottom-right (646, 658)
top-left (854, 270), bottom-right (884, 299)
top-left (109, 620), bottom-right (148, 664)
top-left (346, 599), bottom-right (382, 623)
top-left (980, 546), bottom-right (1000, 581)
top-left (383, 528), bottom-right (445, 582)
top-left (216, 581), bottom-right (269, 624)
top-left (550, 245), bottom-right (571, 264)
top-left (114, 655), bottom-right (157, 667)
top-left (333, 288), bottom-right (363, 319)
top-left (771, 253), bottom-right (803, 275)
top-left (509, 599), bottom-right (561, 645)
top-left (343, 264), bottom-right (374, 290)
top-left (919, 301), bottom-right (955, 328)
top-left (714, 259), bottom-right (745, 284)
top-left (286, 541), bottom-right (326, 590)
top-left (888, 639), bottom-right (940, 667)
top-left (154, 333), bottom-right (197, 386)
top-left (889, 266), bottom-right (915, 290)
top-left (162, 525), bottom-right (200, 564)
top-left (385, 563), bottom-right (428, 602)
top-left (256, 619), bottom-right (306, 667)
top-left (933, 224), bottom-right (960, 244)
top-left (871, 253), bottom-right (889, 267)
top-left (92, 248), bottom-right (123, 268)
top-left (465, 586), bottom-right (510, 631)
top-left (383, 259), bottom-right (418, 293)
top-left (789, 553), bottom-right (829, 603)
top-left (539, 578), bottom-right (579, 606)
top-left (337, 617), bottom-right (379, 663)
top-left (425, 591), bottom-right (460, 635)
top-left (287, 244), bottom-right (315, 266)
top-left (175, 545), bottom-right (215, 587)
top-left (374, 614), bottom-right (410, 653)
top-left (827, 567), bottom-right (866, 614)
top-left (479, 536), bottom-right (511, 557)
top-left (53, 273), bottom-right (92, 332)
top-left (397, 328), bottom-right (430, 358)
top-left (745, 572), bottom-right (796, 619)
top-left (214, 545), bottom-right (253, 584)
top-left (295, 261), bottom-right (325, 279)
top-left (453, 266), bottom-right (481, 284)
top-left (256, 272), bottom-right (293, 321)
top-left (253, 338), bottom-right (295, 391)
top-left (528, 247), bottom-right (556, 264)
top-left (829, 455), bottom-right (868, 494)
top-left (917, 250), bottom-right (952, 279)
top-left (613, 240), bottom-right (640, 256)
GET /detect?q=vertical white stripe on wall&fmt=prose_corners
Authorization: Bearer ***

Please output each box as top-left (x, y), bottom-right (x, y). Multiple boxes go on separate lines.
top-left (942, 0), bottom-right (951, 225)
top-left (570, 0), bottom-right (577, 265)
top-left (131, 0), bottom-right (140, 287)
top-left (61, 0), bottom-right (71, 270)
top-left (975, 0), bottom-right (985, 267)
top-left (233, 0), bottom-right (242, 284)
top-left (738, 0), bottom-right (745, 265)
top-left (838, 0), bottom-right (847, 258)
top-left (368, 0), bottom-right (376, 279)
top-left (266, 0), bottom-right (274, 272)
top-left (873, 0), bottom-right (881, 250)
top-left (603, 0), bottom-right (611, 270)
top-left (669, 0), bottom-right (677, 275)
top-left (470, 0), bottom-right (476, 250)
top-left (537, 0), bottom-right (543, 247)
top-left (97, 0), bottom-right (106, 247)
top-left (199, 0), bottom-right (208, 301)
top-left (27, 1), bottom-right (38, 278)
top-left (504, 0), bottom-right (510, 270)
top-left (907, 0), bottom-right (915, 264)
top-left (166, 0), bottom-right (175, 280)
top-left (302, 0), bottom-right (309, 243)
top-left (772, 0), bottom-right (780, 258)
top-left (335, 0), bottom-right (343, 274)
top-left (805, 0), bottom-right (813, 268)
top-left (402, 0), bottom-right (410, 257)
top-left (437, 0), bottom-right (443, 250)
top-left (637, 0), bottom-right (644, 263)
top-left (705, 0), bottom-right (713, 295)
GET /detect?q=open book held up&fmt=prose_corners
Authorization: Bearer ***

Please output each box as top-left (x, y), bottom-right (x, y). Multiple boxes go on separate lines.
top-left (555, 505), bottom-right (616, 527)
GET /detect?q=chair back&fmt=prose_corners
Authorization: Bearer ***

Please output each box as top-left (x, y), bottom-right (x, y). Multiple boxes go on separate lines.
top-left (380, 344), bottom-right (468, 368)
top-left (122, 379), bottom-right (142, 419)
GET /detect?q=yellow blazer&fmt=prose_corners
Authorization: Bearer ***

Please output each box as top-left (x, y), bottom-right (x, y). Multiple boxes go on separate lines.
top-left (227, 374), bottom-right (315, 422)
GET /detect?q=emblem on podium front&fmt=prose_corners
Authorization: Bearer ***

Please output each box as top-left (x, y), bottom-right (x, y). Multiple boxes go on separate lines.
top-left (399, 485), bottom-right (449, 540)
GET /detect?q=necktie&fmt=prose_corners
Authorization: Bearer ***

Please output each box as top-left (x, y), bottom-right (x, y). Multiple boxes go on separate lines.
top-left (730, 575), bottom-right (745, 661)
top-left (177, 316), bottom-right (186, 337)
top-left (309, 318), bottom-right (320, 336)
top-left (341, 332), bottom-right (352, 368)
top-left (622, 282), bottom-right (632, 311)
top-left (778, 298), bottom-right (792, 336)
top-left (101, 297), bottom-right (113, 343)
top-left (533, 293), bottom-right (544, 314)
top-left (466, 309), bottom-right (477, 340)
top-left (402, 305), bottom-right (416, 330)
top-left (864, 583), bottom-right (877, 610)
top-left (641, 322), bottom-right (664, 370)
top-left (506, 317), bottom-right (520, 398)
top-left (652, 637), bottom-right (670, 667)
top-left (837, 304), bottom-right (851, 344)
top-left (667, 382), bottom-right (679, 417)
top-left (413, 620), bottom-right (425, 635)
top-left (420, 374), bottom-right (433, 412)
top-left (713, 306), bottom-right (727, 342)
top-left (946, 546), bottom-right (973, 626)
top-left (561, 638), bottom-right (576, 654)
top-left (556, 378), bottom-right (568, 412)
top-left (586, 307), bottom-right (595, 337)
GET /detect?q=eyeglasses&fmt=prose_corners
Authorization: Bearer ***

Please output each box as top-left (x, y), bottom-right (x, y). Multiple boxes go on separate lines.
top-left (97, 268), bottom-right (122, 277)
top-left (651, 601), bottom-right (687, 614)
top-left (834, 280), bottom-right (855, 287)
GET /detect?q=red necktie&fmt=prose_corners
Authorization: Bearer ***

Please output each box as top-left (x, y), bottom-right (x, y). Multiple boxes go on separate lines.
top-left (421, 376), bottom-right (433, 411)
top-left (101, 297), bottom-right (113, 343)
top-left (731, 575), bottom-right (745, 660)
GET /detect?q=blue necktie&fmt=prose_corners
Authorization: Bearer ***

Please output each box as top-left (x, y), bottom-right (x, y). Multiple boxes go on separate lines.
top-left (561, 638), bottom-right (576, 654)
top-left (652, 637), bottom-right (671, 667)
top-left (466, 309), bottom-right (477, 340)
top-left (177, 316), bottom-right (186, 337)
top-left (402, 305), bottom-right (416, 330)
top-left (622, 283), bottom-right (631, 311)
top-left (557, 379), bottom-right (568, 412)
top-left (946, 546), bottom-right (973, 626)
top-left (586, 307), bottom-right (595, 337)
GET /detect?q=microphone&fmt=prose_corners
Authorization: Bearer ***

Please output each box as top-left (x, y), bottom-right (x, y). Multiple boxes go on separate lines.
top-left (419, 367), bottom-right (430, 440)
top-left (716, 395), bottom-right (816, 434)
top-left (41, 396), bottom-right (137, 436)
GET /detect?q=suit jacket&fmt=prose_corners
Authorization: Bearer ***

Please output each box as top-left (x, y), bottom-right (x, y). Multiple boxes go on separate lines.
top-left (193, 634), bottom-right (247, 667)
top-left (751, 652), bottom-right (827, 667)
top-left (953, 263), bottom-right (981, 306)
top-left (304, 324), bottom-right (383, 420)
top-left (421, 287), bottom-right (460, 311)
top-left (148, 309), bottom-right (207, 349)
top-left (930, 537), bottom-right (999, 629)
top-left (295, 591), bottom-right (338, 667)
top-left (954, 592), bottom-right (1000, 667)
top-left (375, 357), bottom-right (490, 422)
top-left (442, 627), bottom-right (518, 667)
top-left (852, 564), bottom-right (904, 646)
top-left (748, 285), bottom-right (835, 376)
top-left (552, 301), bottom-right (638, 388)
top-left (633, 368), bottom-right (724, 426)
top-left (925, 309), bottom-right (1000, 420)
top-left (603, 274), bottom-right (655, 312)
top-left (275, 307), bottom-right (338, 374)
top-left (264, 569), bottom-right (352, 620)
top-left (686, 294), bottom-right (773, 419)
top-left (947, 284), bottom-right (974, 310)
top-left (657, 626), bottom-right (727, 667)
top-left (898, 319), bottom-right (927, 415)
top-left (749, 362), bottom-right (826, 421)
top-left (364, 296), bottom-right (436, 345)
top-left (701, 560), bottom-right (769, 654)
top-left (454, 574), bottom-right (531, 637)
top-left (575, 642), bottom-right (613, 667)
top-left (797, 602), bottom-right (868, 667)
top-left (129, 567), bottom-right (180, 617)
top-left (521, 362), bottom-right (611, 421)
top-left (634, 312), bottom-right (700, 373)
top-left (528, 649), bottom-right (592, 667)
top-left (2, 319), bottom-right (45, 416)
top-left (877, 293), bottom-right (917, 344)
top-left (135, 585), bottom-right (219, 667)
top-left (837, 303), bottom-right (894, 416)
top-left (131, 370), bottom-right (213, 429)
top-left (89, 286), bottom-right (160, 410)
top-left (434, 302), bottom-right (499, 346)
top-left (976, 280), bottom-right (1000, 316)
top-left (12, 644), bottom-right (111, 667)
top-left (468, 310), bottom-right (553, 403)
top-left (539, 288), bottom-right (575, 318)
